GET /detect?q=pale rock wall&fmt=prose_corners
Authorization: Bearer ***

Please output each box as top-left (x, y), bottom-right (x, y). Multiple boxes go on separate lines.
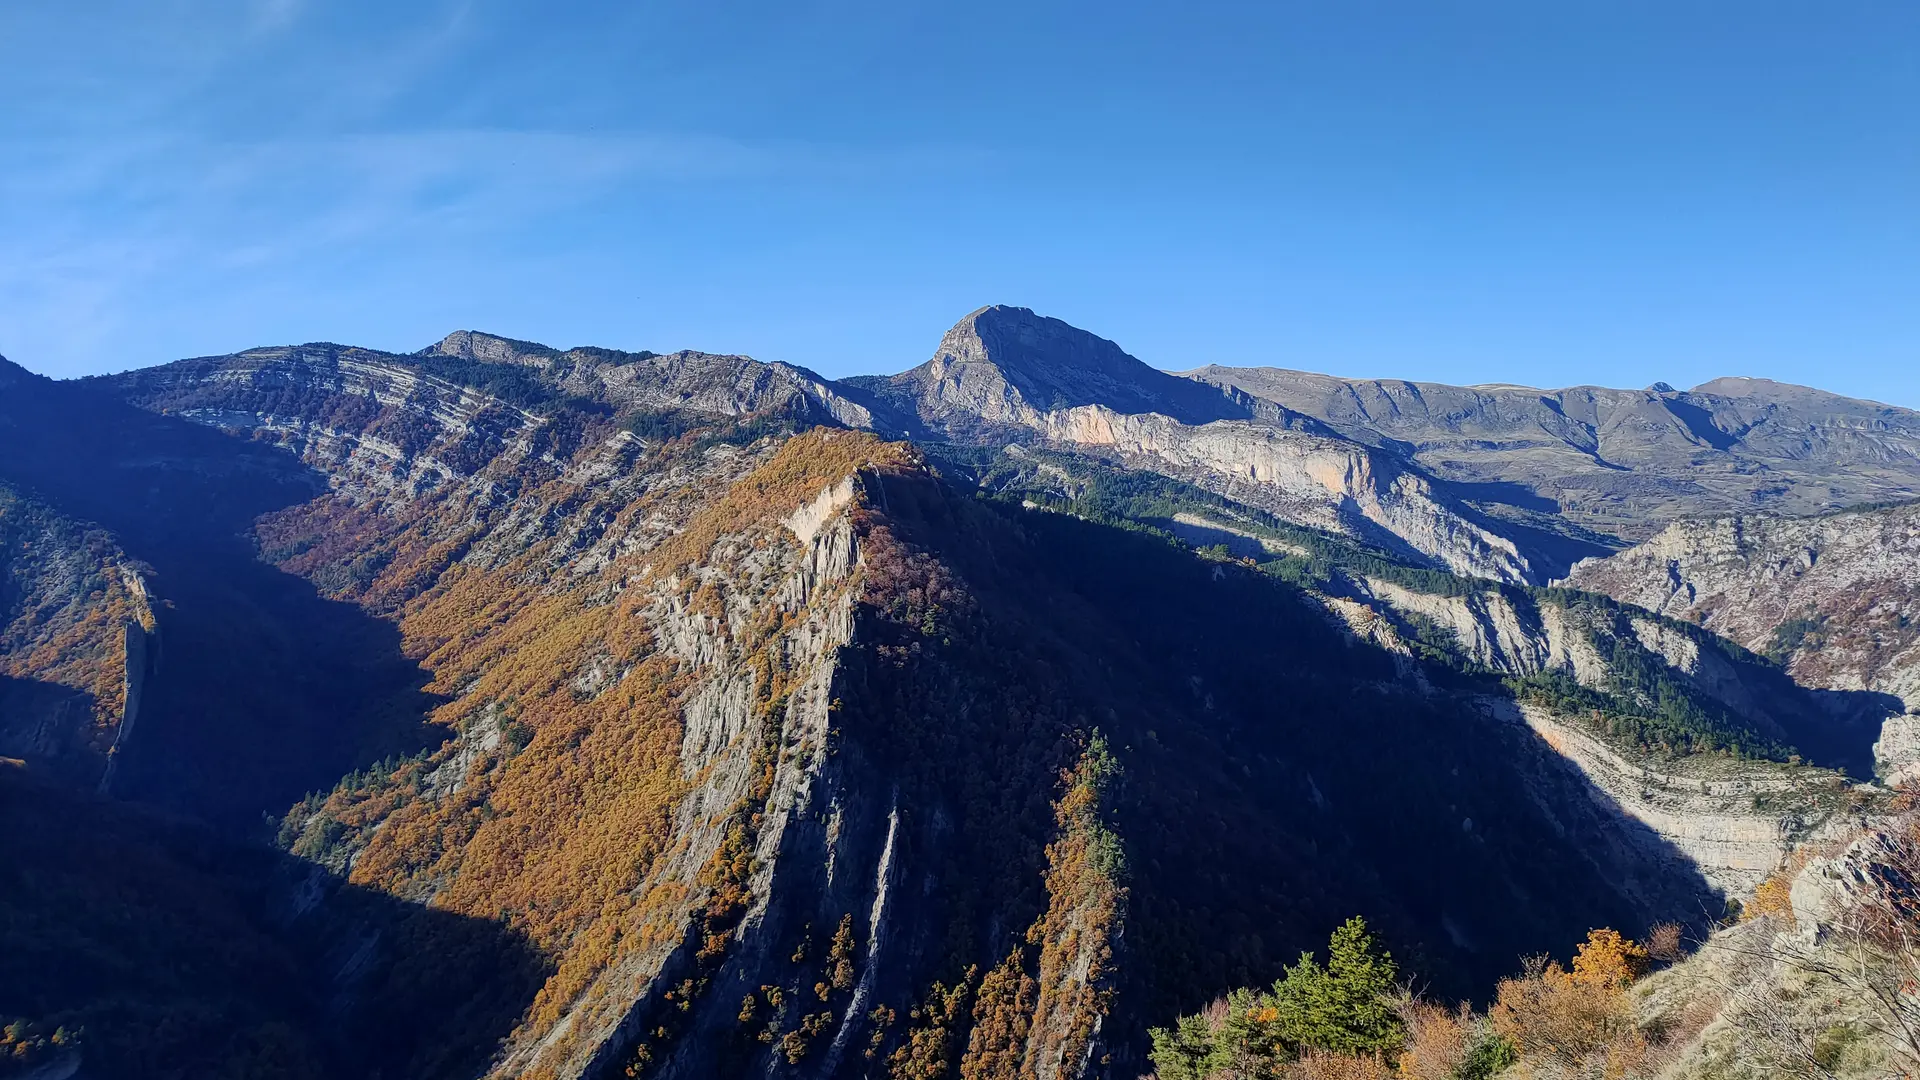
top-left (1357, 578), bottom-right (1610, 686)
top-left (1564, 505), bottom-right (1920, 708)
top-left (1515, 704), bottom-right (1853, 897)
top-left (1040, 405), bottom-right (1535, 584)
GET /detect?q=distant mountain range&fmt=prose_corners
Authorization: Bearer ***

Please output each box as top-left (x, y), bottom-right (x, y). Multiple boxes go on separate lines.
top-left (2, 305), bottom-right (1915, 1079)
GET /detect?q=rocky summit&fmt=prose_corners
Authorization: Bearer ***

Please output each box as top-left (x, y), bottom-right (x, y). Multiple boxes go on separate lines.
top-left (4, 308), bottom-right (1920, 1080)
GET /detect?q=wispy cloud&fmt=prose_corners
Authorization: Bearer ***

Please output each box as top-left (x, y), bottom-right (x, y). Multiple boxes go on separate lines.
top-left (249, 0), bottom-right (304, 34)
top-left (0, 125), bottom-right (983, 369)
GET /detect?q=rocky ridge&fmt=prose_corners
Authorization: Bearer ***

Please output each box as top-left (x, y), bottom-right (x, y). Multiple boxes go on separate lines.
top-left (0, 481), bottom-right (155, 788)
top-left (421, 331), bottom-right (882, 429)
top-left (1184, 366), bottom-right (1920, 543)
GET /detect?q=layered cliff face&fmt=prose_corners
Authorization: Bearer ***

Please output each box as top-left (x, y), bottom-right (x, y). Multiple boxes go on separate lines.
top-left (420, 331), bottom-right (882, 429)
top-left (1563, 503), bottom-right (1920, 781)
top-left (0, 355), bottom-right (454, 828)
top-left (1560, 504), bottom-right (1920, 707)
top-left (1037, 407), bottom-right (1536, 583)
top-left (1500, 703), bottom-right (1864, 899)
top-left (1185, 367), bottom-right (1920, 543)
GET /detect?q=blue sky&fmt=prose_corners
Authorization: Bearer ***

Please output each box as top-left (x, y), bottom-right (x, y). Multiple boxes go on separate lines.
top-left (2, 2), bottom-right (1915, 404)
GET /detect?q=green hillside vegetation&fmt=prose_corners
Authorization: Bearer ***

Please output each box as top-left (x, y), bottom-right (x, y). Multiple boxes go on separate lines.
top-left (1149, 918), bottom-right (1407, 1078)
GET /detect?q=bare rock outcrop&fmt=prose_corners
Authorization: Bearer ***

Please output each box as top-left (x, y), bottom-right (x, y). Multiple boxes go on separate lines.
top-left (0, 482), bottom-right (156, 787)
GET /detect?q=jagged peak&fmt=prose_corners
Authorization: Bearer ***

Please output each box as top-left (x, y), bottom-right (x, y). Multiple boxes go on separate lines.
top-left (908, 304), bottom-right (1246, 425)
top-left (931, 305), bottom-right (1154, 387)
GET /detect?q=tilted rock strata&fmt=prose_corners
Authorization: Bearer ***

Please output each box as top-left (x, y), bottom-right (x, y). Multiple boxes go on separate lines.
top-left (866, 307), bottom-right (1542, 584)
top-left (1562, 504), bottom-right (1920, 707)
top-left (0, 482), bottom-right (155, 786)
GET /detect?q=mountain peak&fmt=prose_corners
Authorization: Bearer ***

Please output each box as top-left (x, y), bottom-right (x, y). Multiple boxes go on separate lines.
top-left (910, 304), bottom-right (1242, 425)
top-left (933, 305), bottom-right (1148, 398)
top-left (421, 330), bottom-right (559, 367)
top-left (1690, 376), bottom-right (1911, 415)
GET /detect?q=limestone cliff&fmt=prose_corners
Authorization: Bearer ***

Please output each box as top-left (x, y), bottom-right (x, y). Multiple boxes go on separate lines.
top-left (422, 330), bottom-right (883, 430)
top-left (1626, 810), bottom-right (1920, 1079)
top-left (3, 316), bottom-right (1898, 1080)
top-left (1504, 703), bottom-right (1864, 899)
top-left (1306, 580), bottom-right (1869, 899)
top-left (1036, 406), bottom-right (1535, 583)
top-left (860, 305), bottom-right (1259, 434)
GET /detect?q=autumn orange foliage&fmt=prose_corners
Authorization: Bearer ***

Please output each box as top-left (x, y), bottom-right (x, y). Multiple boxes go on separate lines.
top-left (1397, 1001), bottom-right (1475, 1080)
top-left (0, 487), bottom-right (155, 770)
top-left (1287, 1048), bottom-right (1394, 1080)
top-left (1490, 928), bottom-right (1660, 1078)
top-left (1745, 846), bottom-right (1815, 927)
top-left (275, 428), bottom-right (919, 1066)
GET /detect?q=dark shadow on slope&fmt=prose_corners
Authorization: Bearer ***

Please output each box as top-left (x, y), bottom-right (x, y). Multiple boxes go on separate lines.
top-left (1441, 478), bottom-right (1566, 515)
top-left (1164, 518), bottom-right (1279, 560)
top-left (1660, 397), bottom-right (1740, 452)
top-left (1490, 515), bottom-right (1622, 581)
top-left (1438, 479), bottom-right (1626, 578)
top-left (0, 762), bottom-right (548, 1080)
top-left (990, 508), bottom-right (1712, 981)
top-left (0, 676), bottom-right (102, 787)
top-left (851, 474), bottom-right (1718, 1063)
top-left (0, 368), bottom-right (443, 830)
top-left (1804, 688), bottom-right (1908, 780)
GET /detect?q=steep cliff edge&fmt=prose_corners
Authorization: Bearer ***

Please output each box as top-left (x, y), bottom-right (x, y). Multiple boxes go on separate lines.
top-left (251, 417), bottom-right (1713, 1078)
top-left (949, 445), bottom-right (1879, 902)
top-left (0, 355), bottom-right (440, 828)
top-left (851, 305), bottom-right (1261, 434)
top-left (1502, 702), bottom-right (1865, 899)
